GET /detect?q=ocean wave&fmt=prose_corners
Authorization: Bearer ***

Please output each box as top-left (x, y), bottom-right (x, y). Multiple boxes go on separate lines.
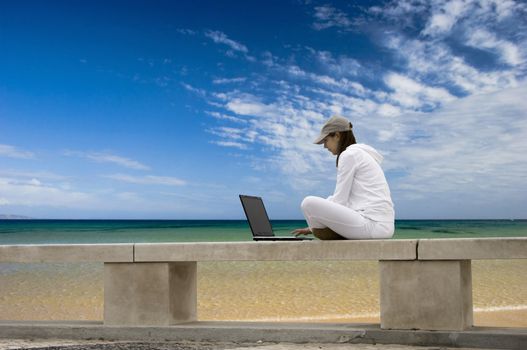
top-left (474, 304), bottom-right (527, 312)
top-left (233, 312), bottom-right (379, 322)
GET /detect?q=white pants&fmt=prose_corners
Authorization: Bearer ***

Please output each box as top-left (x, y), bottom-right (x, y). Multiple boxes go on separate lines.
top-left (301, 196), bottom-right (394, 240)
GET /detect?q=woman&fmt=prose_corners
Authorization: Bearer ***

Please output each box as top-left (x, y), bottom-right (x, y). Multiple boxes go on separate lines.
top-left (292, 115), bottom-right (395, 240)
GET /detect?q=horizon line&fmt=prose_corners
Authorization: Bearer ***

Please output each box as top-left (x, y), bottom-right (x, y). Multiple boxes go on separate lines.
top-left (0, 217), bottom-right (526, 221)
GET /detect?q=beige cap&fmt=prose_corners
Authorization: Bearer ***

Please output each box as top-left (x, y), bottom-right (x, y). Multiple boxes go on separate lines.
top-left (313, 115), bottom-right (352, 144)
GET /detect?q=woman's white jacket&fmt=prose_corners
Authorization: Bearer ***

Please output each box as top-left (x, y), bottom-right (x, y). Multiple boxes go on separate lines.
top-left (326, 143), bottom-right (395, 223)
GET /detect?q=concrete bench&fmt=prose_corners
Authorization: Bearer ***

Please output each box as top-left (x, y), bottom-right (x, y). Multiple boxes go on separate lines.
top-left (1, 237), bottom-right (526, 332)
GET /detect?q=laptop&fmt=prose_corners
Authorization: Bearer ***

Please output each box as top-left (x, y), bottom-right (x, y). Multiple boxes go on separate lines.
top-left (239, 194), bottom-right (313, 241)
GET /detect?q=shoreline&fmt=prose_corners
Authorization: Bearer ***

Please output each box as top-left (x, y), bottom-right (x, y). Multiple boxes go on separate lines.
top-left (1, 309), bottom-right (526, 328)
top-left (218, 309), bottom-right (527, 328)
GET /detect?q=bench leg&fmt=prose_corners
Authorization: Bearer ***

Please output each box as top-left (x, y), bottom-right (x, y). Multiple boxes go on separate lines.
top-left (379, 260), bottom-right (472, 331)
top-left (104, 262), bottom-right (197, 325)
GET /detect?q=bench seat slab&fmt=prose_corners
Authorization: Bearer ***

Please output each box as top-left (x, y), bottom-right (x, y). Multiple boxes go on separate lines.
top-left (0, 244), bottom-right (134, 263)
top-left (104, 262), bottom-right (197, 326)
top-left (134, 240), bottom-right (418, 262)
top-left (418, 238), bottom-right (527, 260)
top-left (380, 260), bottom-right (473, 331)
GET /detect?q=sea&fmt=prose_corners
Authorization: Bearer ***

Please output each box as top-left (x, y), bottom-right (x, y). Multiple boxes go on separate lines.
top-left (1, 219), bottom-right (527, 244)
top-left (1, 219), bottom-right (526, 326)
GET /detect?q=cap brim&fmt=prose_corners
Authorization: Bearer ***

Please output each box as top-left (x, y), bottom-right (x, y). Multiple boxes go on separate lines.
top-left (313, 133), bottom-right (328, 144)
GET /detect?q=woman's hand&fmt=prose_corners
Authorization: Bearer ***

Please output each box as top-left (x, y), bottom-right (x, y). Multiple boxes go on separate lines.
top-left (291, 227), bottom-right (312, 237)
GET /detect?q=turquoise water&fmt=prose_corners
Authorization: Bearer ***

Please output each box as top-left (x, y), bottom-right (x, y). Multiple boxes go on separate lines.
top-left (0, 219), bottom-right (526, 244)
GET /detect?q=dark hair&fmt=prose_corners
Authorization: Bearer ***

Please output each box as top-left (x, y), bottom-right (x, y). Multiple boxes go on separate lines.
top-left (329, 122), bottom-right (356, 167)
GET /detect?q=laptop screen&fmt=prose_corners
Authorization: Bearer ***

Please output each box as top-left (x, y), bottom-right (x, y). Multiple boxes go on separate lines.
top-left (239, 195), bottom-right (274, 237)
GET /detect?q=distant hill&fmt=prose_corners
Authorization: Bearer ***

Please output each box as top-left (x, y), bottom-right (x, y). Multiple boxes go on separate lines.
top-left (0, 214), bottom-right (33, 219)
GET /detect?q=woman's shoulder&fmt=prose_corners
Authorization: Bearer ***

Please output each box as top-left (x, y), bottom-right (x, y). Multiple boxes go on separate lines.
top-left (339, 145), bottom-right (366, 164)
top-left (341, 144), bottom-right (366, 157)
top-left (341, 144), bottom-right (384, 164)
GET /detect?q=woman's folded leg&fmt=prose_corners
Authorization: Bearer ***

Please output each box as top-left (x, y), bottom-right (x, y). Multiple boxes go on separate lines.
top-left (301, 196), bottom-right (371, 239)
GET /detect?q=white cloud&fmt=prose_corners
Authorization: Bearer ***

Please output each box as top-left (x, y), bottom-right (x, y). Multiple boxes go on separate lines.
top-left (465, 28), bottom-right (522, 66)
top-left (205, 30), bottom-right (248, 53)
top-left (28, 178), bottom-right (42, 186)
top-left (421, 0), bottom-right (471, 37)
top-left (0, 170), bottom-right (68, 180)
top-left (0, 169), bottom-right (225, 216)
top-left (377, 103), bottom-right (401, 117)
top-left (211, 141), bottom-right (248, 149)
top-left (385, 82), bottom-right (527, 213)
top-left (493, 0), bottom-right (518, 20)
top-left (104, 174), bottom-right (186, 186)
top-left (86, 153), bottom-right (150, 170)
top-left (207, 126), bottom-right (245, 140)
top-left (0, 174), bottom-right (202, 216)
top-left (261, 51), bottom-right (278, 67)
top-left (64, 151), bottom-right (150, 170)
top-left (369, 0), bottom-right (427, 22)
top-left (206, 122), bottom-right (259, 147)
top-left (212, 77), bottom-right (247, 84)
top-left (0, 176), bottom-right (95, 207)
top-left (224, 94), bottom-right (284, 118)
top-left (312, 5), bottom-right (354, 31)
top-left (207, 88), bottom-right (341, 191)
top-left (384, 72), bottom-right (456, 109)
top-left (205, 111), bottom-right (247, 123)
top-left (181, 82), bottom-right (207, 96)
top-left (383, 34), bottom-right (520, 95)
top-left (0, 144), bottom-right (34, 159)
top-left (282, 64), bottom-right (369, 97)
top-left (176, 28), bottom-right (197, 35)
top-left (371, 0), bottom-right (527, 85)
top-left (313, 50), bottom-right (362, 77)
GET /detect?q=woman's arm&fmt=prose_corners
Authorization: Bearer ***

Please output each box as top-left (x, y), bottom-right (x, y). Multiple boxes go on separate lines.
top-left (327, 150), bottom-right (359, 206)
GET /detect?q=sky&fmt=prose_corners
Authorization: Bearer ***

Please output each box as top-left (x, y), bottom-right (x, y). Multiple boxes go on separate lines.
top-left (1, 0), bottom-right (527, 220)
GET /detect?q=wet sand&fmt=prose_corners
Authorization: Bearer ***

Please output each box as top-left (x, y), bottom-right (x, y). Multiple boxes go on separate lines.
top-left (295, 309), bottom-right (527, 328)
top-left (0, 260), bottom-right (526, 328)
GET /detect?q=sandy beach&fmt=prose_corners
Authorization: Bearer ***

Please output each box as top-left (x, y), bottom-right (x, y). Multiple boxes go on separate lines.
top-left (1, 260), bottom-right (526, 328)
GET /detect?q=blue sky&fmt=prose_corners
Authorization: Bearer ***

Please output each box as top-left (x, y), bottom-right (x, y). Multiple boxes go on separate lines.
top-left (1, 0), bottom-right (526, 219)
